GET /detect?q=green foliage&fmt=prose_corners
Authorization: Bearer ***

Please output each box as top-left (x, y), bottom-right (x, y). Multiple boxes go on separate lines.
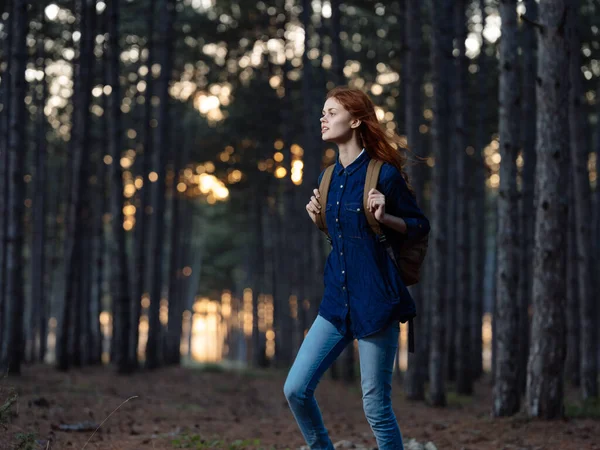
top-left (566, 398), bottom-right (600, 419)
top-left (171, 432), bottom-right (268, 449)
top-left (14, 432), bottom-right (38, 450)
top-left (446, 390), bottom-right (474, 408)
top-left (0, 374), bottom-right (17, 427)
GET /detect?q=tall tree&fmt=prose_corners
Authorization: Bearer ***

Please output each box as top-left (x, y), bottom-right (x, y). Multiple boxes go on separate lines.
top-left (403, 0), bottom-right (427, 401)
top-left (470, 0), bottom-right (488, 381)
top-left (106, 0), bottom-right (132, 374)
top-left (30, 23), bottom-right (49, 363)
top-left (525, 0), bottom-right (569, 419)
top-left (57, 0), bottom-right (86, 371)
top-left (493, 0), bottom-right (521, 417)
top-left (453, 0), bottom-right (472, 396)
top-left (428, 0), bottom-right (453, 407)
top-left (1, 0), bottom-right (27, 374)
top-left (165, 125), bottom-right (190, 366)
top-left (0, 0), bottom-right (13, 363)
top-left (146, 0), bottom-right (176, 369)
top-left (131, 0), bottom-right (156, 369)
top-left (517, 0), bottom-right (537, 394)
top-left (567, 0), bottom-right (598, 401)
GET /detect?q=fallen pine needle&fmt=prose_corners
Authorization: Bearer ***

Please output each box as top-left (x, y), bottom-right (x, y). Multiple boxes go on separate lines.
top-left (81, 395), bottom-right (138, 450)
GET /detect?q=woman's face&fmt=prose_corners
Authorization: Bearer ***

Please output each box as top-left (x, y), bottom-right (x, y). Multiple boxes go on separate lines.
top-left (320, 97), bottom-right (358, 143)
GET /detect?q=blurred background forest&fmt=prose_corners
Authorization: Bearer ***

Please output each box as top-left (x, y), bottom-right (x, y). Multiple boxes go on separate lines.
top-left (0, 0), bottom-right (599, 432)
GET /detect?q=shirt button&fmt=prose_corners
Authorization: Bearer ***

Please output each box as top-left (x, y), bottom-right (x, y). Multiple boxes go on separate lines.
top-left (340, 251), bottom-right (343, 255)
top-left (342, 270), bottom-right (345, 274)
top-left (337, 201), bottom-right (339, 205)
top-left (340, 185), bottom-right (343, 188)
top-left (342, 286), bottom-right (346, 290)
top-left (338, 234), bottom-right (341, 238)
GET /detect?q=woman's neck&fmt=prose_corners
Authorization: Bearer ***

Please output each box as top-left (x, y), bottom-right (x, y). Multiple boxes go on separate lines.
top-left (337, 140), bottom-right (363, 168)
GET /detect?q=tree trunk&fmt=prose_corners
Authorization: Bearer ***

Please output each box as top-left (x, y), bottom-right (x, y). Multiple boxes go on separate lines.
top-left (0, 0), bottom-right (13, 364)
top-left (165, 126), bottom-right (189, 366)
top-left (470, 0), bottom-right (488, 382)
top-left (517, 0), bottom-right (537, 395)
top-left (132, 0), bottom-right (155, 369)
top-left (403, 0), bottom-right (426, 401)
top-left (567, 0), bottom-right (598, 401)
top-left (2, 0), bottom-right (27, 374)
top-left (525, 0), bottom-right (569, 419)
top-left (329, 0), bottom-right (344, 86)
top-left (493, 0), bottom-right (521, 417)
top-left (106, 0), bottom-right (132, 374)
top-left (454, 0), bottom-right (472, 396)
top-left (428, 0), bottom-right (453, 407)
top-left (146, 0), bottom-right (176, 369)
top-left (30, 31), bottom-right (49, 363)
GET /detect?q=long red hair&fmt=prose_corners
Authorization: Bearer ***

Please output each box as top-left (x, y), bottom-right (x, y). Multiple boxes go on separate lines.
top-left (326, 86), bottom-right (417, 195)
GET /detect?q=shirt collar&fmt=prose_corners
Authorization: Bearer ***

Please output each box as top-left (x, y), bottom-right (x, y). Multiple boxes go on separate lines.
top-left (335, 148), bottom-right (370, 176)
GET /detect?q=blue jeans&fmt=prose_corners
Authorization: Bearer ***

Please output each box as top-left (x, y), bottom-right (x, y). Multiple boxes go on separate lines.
top-left (283, 314), bottom-right (403, 450)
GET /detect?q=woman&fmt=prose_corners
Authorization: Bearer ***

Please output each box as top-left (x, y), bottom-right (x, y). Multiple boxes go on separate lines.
top-left (283, 87), bottom-right (430, 450)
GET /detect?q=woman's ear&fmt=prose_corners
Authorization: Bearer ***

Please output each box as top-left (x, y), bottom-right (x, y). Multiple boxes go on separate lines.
top-left (350, 119), bottom-right (361, 129)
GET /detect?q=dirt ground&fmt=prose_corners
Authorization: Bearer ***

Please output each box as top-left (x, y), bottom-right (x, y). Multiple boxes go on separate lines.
top-left (1, 363), bottom-right (599, 450)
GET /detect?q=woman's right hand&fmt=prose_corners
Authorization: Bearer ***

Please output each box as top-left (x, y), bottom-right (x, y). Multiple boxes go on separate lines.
top-left (306, 188), bottom-right (322, 224)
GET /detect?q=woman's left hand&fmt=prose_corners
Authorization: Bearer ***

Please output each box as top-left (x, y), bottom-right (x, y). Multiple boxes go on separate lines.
top-left (367, 188), bottom-right (386, 222)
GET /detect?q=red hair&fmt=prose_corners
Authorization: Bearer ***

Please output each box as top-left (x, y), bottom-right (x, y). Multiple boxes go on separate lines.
top-left (326, 86), bottom-right (417, 195)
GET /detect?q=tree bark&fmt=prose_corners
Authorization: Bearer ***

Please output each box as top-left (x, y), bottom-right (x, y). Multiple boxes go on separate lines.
top-left (0, 1), bottom-right (13, 362)
top-left (403, 0), bottom-right (427, 401)
top-left (454, 0), bottom-right (472, 396)
top-left (567, 0), bottom-right (598, 401)
top-left (493, 0), bottom-right (521, 417)
top-left (106, 0), bottom-right (132, 374)
top-left (2, 0), bottom-right (27, 374)
top-left (525, 0), bottom-right (569, 419)
top-left (428, 0), bottom-right (453, 407)
top-left (517, 0), bottom-right (537, 395)
top-left (132, 0), bottom-right (155, 369)
top-left (30, 30), bottom-right (49, 363)
top-left (470, 0), bottom-right (488, 382)
top-left (146, 0), bottom-right (176, 369)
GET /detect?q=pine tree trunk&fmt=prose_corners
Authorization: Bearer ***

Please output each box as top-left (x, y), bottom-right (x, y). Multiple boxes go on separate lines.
top-left (517, 0), bottom-right (537, 395)
top-left (568, 0), bottom-right (598, 401)
top-left (329, 0), bottom-right (344, 86)
top-left (470, 0), bottom-right (488, 382)
top-left (146, 0), bottom-right (175, 370)
top-left (493, 0), bottom-right (521, 417)
top-left (0, 0), bottom-right (13, 364)
top-left (525, 0), bottom-right (569, 419)
top-left (454, 0), bottom-right (472, 395)
top-left (403, 0), bottom-right (426, 401)
top-left (30, 33), bottom-right (49, 363)
top-left (3, 0), bottom-right (27, 374)
top-left (106, 0), bottom-right (132, 374)
top-left (165, 127), bottom-right (188, 366)
top-left (428, 0), bottom-right (453, 407)
top-left (132, 0), bottom-right (155, 369)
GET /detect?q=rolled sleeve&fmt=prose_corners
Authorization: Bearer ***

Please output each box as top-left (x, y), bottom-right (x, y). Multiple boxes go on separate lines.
top-left (379, 164), bottom-right (430, 240)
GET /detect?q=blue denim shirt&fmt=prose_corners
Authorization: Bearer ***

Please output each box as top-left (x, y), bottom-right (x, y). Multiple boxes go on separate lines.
top-left (316, 149), bottom-right (430, 339)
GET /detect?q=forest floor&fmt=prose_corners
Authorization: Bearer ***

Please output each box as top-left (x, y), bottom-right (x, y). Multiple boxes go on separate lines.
top-left (1, 363), bottom-right (599, 450)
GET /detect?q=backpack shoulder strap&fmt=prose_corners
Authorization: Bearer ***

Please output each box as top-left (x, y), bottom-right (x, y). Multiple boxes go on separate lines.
top-left (363, 159), bottom-right (384, 236)
top-left (316, 165), bottom-right (335, 235)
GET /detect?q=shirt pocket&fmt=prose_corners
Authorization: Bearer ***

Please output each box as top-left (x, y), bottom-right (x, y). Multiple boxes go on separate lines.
top-left (342, 202), bottom-right (369, 239)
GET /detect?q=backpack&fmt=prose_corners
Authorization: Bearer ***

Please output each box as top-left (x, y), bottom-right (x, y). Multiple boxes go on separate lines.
top-left (314, 159), bottom-right (430, 353)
